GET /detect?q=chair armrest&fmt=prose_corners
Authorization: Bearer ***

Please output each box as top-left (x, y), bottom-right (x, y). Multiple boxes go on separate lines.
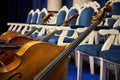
top-left (112, 15), bottom-right (120, 19)
top-left (99, 29), bottom-right (119, 35)
top-left (77, 27), bottom-right (88, 33)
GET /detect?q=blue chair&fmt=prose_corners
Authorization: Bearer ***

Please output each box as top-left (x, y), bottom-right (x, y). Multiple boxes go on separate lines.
top-left (37, 8), bottom-right (47, 24)
top-left (29, 8), bottom-right (48, 38)
top-left (99, 47), bottom-right (120, 80)
top-left (98, 26), bottom-right (120, 80)
top-left (48, 6), bottom-right (79, 44)
top-left (34, 6), bottom-right (68, 40)
top-left (30, 9), bottom-right (40, 24)
top-left (76, 20), bottom-right (120, 80)
top-left (20, 9), bottom-right (41, 35)
top-left (58, 7), bottom-right (95, 45)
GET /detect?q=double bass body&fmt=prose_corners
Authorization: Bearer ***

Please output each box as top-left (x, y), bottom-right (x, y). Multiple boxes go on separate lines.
top-left (0, 41), bottom-right (68, 80)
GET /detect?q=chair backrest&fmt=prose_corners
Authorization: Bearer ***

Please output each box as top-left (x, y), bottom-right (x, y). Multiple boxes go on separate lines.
top-left (37, 8), bottom-right (48, 24)
top-left (31, 9), bottom-right (40, 24)
top-left (55, 6), bottom-right (69, 26)
top-left (29, 8), bottom-right (48, 38)
top-left (26, 9), bottom-right (34, 23)
top-left (78, 7), bottom-right (95, 27)
top-left (106, 2), bottom-right (120, 16)
top-left (66, 6), bottom-right (79, 26)
top-left (60, 6), bottom-right (79, 42)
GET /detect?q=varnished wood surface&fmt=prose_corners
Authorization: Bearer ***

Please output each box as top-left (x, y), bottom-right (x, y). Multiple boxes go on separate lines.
top-left (0, 32), bottom-right (21, 41)
top-left (0, 41), bottom-right (68, 80)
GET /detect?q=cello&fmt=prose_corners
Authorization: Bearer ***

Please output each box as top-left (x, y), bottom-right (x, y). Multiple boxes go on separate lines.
top-left (0, 3), bottom-right (113, 80)
top-left (0, 12), bottom-right (54, 42)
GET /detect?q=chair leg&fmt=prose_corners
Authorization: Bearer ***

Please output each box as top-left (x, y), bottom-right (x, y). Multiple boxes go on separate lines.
top-left (77, 51), bottom-right (83, 80)
top-left (100, 58), bottom-right (107, 80)
top-left (114, 64), bottom-right (120, 80)
top-left (75, 49), bottom-right (78, 68)
top-left (89, 56), bottom-right (95, 75)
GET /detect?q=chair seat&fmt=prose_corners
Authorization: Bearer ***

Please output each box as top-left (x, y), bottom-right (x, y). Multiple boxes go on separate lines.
top-left (63, 37), bottom-right (75, 43)
top-left (99, 47), bottom-right (120, 64)
top-left (77, 44), bottom-right (120, 56)
top-left (48, 36), bottom-right (59, 44)
top-left (77, 44), bottom-right (103, 56)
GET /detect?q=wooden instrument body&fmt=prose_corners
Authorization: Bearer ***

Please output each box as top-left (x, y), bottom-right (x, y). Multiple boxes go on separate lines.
top-left (0, 36), bottom-right (36, 67)
top-left (0, 41), bottom-right (68, 80)
top-left (6, 36), bottom-right (35, 45)
top-left (0, 32), bottom-right (21, 41)
top-left (0, 29), bottom-right (58, 68)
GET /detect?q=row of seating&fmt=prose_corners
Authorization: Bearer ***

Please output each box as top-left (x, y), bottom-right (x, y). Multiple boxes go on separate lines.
top-left (7, 1), bottom-right (99, 45)
top-left (75, 0), bottom-right (120, 80)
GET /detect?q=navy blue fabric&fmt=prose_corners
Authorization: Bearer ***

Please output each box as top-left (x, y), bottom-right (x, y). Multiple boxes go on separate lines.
top-left (46, 24), bottom-right (56, 26)
top-left (70, 25), bottom-right (84, 29)
top-left (97, 0), bottom-right (107, 7)
top-left (107, 18), bottom-right (117, 28)
top-left (26, 13), bottom-right (33, 23)
top-left (37, 12), bottom-right (46, 24)
top-left (56, 11), bottom-right (67, 26)
top-left (94, 18), bottom-right (117, 31)
top-left (99, 48), bottom-right (120, 63)
top-left (94, 26), bottom-right (111, 31)
top-left (67, 9), bottom-right (78, 26)
top-left (48, 30), bottom-right (65, 44)
top-left (78, 7), bottom-right (94, 27)
top-left (114, 27), bottom-right (120, 32)
top-left (31, 12), bottom-right (39, 24)
top-left (107, 2), bottom-right (120, 17)
top-left (62, 30), bottom-right (76, 43)
top-left (66, 30), bottom-right (74, 37)
top-left (77, 44), bottom-right (120, 57)
top-left (63, 37), bottom-right (75, 43)
top-left (77, 44), bottom-right (103, 56)
top-left (30, 28), bottom-right (42, 38)
top-left (48, 36), bottom-right (59, 44)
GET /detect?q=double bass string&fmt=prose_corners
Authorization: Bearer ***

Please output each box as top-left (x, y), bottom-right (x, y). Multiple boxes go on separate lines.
top-left (35, 3), bottom-right (113, 79)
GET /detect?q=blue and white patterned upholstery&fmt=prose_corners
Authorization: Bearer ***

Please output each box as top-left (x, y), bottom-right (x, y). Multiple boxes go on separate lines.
top-left (76, 19), bottom-right (120, 80)
top-left (34, 6), bottom-right (68, 40)
top-left (48, 6), bottom-right (79, 44)
top-left (29, 8), bottom-right (48, 38)
top-left (107, 2), bottom-right (120, 17)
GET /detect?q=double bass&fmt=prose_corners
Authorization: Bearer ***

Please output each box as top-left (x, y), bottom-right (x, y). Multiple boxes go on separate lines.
top-left (0, 4), bottom-right (113, 79)
top-left (0, 3), bottom-right (113, 80)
